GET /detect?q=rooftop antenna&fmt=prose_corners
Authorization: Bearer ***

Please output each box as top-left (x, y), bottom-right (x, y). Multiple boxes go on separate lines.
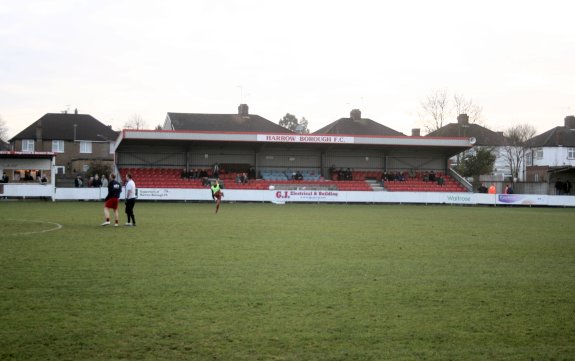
top-left (237, 85), bottom-right (243, 103)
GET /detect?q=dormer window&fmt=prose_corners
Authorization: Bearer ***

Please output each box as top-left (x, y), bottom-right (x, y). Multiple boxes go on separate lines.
top-left (22, 139), bottom-right (34, 152)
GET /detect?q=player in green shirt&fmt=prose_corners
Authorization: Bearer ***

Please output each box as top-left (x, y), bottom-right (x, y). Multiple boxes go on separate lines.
top-left (211, 180), bottom-right (224, 213)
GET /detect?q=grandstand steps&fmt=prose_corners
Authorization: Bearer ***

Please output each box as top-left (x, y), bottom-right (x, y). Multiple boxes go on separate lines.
top-left (366, 179), bottom-right (385, 192)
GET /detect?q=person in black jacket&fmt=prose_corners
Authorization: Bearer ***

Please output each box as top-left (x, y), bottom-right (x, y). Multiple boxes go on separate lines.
top-left (101, 173), bottom-right (122, 226)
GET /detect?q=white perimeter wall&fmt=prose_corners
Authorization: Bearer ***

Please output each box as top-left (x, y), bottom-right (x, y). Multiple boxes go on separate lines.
top-left (2, 184), bottom-right (575, 207)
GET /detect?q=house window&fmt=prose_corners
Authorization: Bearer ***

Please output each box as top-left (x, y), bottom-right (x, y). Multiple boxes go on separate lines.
top-left (526, 151), bottom-right (533, 166)
top-left (80, 141), bottom-right (92, 154)
top-left (52, 140), bottom-right (65, 153)
top-left (568, 147), bottom-right (575, 159)
top-left (109, 141), bottom-right (115, 154)
top-left (534, 148), bottom-right (543, 159)
top-left (22, 139), bottom-right (35, 152)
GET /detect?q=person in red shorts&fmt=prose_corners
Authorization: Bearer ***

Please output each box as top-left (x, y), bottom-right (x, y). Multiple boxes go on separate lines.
top-left (210, 180), bottom-right (224, 213)
top-left (101, 173), bottom-right (122, 226)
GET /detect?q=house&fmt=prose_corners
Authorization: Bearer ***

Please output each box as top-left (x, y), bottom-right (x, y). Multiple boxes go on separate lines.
top-left (313, 109), bottom-right (405, 136)
top-left (426, 114), bottom-right (510, 179)
top-left (164, 104), bottom-right (294, 133)
top-left (525, 115), bottom-right (575, 193)
top-left (9, 111), bottom-right (119, 177)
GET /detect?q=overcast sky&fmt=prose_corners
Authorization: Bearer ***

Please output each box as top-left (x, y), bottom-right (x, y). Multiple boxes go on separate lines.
top-left (1, 0), bottom-right (574, 139)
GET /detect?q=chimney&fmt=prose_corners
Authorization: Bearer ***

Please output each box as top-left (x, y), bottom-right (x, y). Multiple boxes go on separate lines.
top-left (238, 104), bottom-right (249, 117)
top-left (457, 114), bottom-right (469, 125)
top-left (74, 108), bottom-right (78, 114)
top-left (556, 130), bottom-right (564, 145)
top-left (350, 109), bottom-right (361, 121)
top-left (35, 120), bottom-right (43, 151)
top-left (412, 128), bottom-right (421, 137)
top-left (565, 115), bottom-right (575, 130)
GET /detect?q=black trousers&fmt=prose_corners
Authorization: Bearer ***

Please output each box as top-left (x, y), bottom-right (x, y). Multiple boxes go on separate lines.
top-left (125, 198), bottom-right (136, 224)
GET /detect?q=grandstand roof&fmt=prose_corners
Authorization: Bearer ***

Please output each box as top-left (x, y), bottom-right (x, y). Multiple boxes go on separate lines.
top-left (116, 129), bottom-right (473, 157)
top-left (313, 110), bottom-right (405, 136)
top-left (9, 113), bottom-right (119, 142)
top-left (165, 104), bottom-right (293, 134)
top-left (116, 108), bottom-right (473, 158)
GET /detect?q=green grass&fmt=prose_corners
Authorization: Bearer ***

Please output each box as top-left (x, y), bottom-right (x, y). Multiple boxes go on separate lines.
top-left (1, 201), bottom-right (574, 360)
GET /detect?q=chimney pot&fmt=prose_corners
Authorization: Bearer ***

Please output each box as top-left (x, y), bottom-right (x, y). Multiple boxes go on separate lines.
top-left (238, 104), bottom-right (249, 117)
top-left (457, 114), bottom-right (469, 125)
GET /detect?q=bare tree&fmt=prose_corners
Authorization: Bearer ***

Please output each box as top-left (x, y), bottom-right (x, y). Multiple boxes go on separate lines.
top-left (123, 114), bottom-right (147, 130)
top-left (419, 89), bottom-right (450, 133)
top-left (420, 90), bottom-right (485, 133)
top-left (453, 93), bottom-right (483, 125)
top-left (503, 124), bottom-right (537, 182)
top-left (0, 115), bottom-right (8, 142)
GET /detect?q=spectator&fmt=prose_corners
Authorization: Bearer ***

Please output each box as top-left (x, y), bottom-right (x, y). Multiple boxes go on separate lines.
top-left (213, 163), bottom-right (220, 179)
top-left (563, 180), bottom-right (571, 195)
top-left (101, 174), bottom-right (108, 188)
top-left (40, 175), bottom-right (48, 184)
top-left (504, 184), bottom-right (514, 194)
top-left (477, 183), bottom-right (488, 193)
top-left (488, 184), bottom-right (496, 194)
top-left (436, 176), bottom-right (444, 186)
top-left (93, 174), bottom-right (102, 187)
top-left (74, 175), bottom-right (84, 188)
top-left (428, 170), bottom-right (436, 182)
top-left (345, 168), bottom-right (352, 180)
top-left (1, 172), bottom-right (8, 183)
top-left (555, 179), bottom-right (564, 195)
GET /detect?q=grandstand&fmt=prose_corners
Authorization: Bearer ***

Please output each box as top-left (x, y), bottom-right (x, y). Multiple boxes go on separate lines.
top-left (113, 105), bottom-right (474, 199)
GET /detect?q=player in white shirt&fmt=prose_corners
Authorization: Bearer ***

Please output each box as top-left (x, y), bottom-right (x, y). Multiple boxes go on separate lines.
top-left (124, 173), bottom-right (137, 226)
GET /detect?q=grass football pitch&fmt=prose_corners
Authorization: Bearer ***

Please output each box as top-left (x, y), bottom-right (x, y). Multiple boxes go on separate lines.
top-left (1, 201), bottom-right (574, 360)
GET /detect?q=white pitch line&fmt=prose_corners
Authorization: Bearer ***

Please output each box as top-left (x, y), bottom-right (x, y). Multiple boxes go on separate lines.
top-left (6, 219), bottom-right (63, 235)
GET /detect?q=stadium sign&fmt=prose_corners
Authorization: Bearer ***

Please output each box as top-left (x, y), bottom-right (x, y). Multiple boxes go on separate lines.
top-left (257, 134), bottom-right (354, 144)
top-left (273, 189), bottom-right (341, 202)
